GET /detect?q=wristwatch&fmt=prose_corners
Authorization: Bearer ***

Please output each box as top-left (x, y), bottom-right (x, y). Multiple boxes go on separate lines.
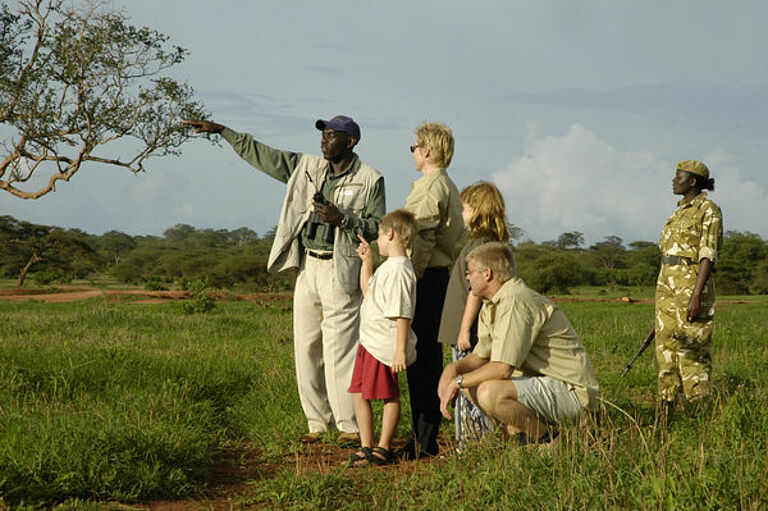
top-left (456, 374), bottom-right (464, 389)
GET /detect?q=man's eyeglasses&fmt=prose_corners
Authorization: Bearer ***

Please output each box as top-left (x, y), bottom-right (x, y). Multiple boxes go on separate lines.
top-left (409, 144), bottom-right (422, 153)
top-left (465, 267), bottom-right (486, 276)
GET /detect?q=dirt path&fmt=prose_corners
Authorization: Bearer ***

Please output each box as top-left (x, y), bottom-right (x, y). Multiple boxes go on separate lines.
top-left (136, 436), bottom-right (444, 510)
top-left (0, 287), bottom-right (291, 304)
top-left (0, 286), bottom-right (757, 306)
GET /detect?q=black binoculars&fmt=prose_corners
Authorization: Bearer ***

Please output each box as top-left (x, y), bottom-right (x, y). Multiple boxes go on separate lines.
top-left (304, 192), bottom-right (335, 243)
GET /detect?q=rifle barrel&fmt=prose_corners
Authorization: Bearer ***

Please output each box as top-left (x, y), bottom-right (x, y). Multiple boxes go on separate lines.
top-left (621, 330), bottom-right (656, 377)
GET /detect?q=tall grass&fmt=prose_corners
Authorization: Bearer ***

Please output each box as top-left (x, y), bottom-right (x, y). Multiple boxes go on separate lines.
top-left (0, 299), bottom-right (299, 505)
top-left (0, 296), bottom-right (766, 508)
top-left (245, 298), bottom-right (768, 510)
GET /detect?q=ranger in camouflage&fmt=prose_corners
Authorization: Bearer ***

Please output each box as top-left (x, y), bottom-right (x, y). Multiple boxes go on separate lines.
top-left (654, 159), bottom-right (723, 407)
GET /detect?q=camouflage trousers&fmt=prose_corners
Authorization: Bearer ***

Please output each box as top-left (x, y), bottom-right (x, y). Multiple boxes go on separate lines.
top-left (655, 305), bottom-right (714, 402)
top-left (655, 266), bottom-right (715, 402)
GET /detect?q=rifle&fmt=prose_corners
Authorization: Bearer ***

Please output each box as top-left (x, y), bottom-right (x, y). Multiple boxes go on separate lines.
top-left (621, 328), bottom-right (655, 377)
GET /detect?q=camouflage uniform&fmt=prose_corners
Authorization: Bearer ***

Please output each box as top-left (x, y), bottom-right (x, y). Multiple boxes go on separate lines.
top-left (655, 191), bottom-right (723, 402)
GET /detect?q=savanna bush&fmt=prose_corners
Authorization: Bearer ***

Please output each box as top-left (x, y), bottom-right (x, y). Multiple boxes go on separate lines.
top-left (181, 277), bottom-right (216, 314)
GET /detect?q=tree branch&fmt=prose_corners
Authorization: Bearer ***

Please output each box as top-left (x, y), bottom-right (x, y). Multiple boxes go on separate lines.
top-left (2, 0), bottom-right (208, 200)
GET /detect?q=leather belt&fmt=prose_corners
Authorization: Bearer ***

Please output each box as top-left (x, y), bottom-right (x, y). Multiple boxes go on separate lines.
top-left (307, 250), bottom-right (333, 260)
top-left (662, 255), bottom-right (695, 266)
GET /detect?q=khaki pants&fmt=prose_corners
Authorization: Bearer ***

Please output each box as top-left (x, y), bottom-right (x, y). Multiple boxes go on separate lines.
top-left (293, 255), bottom-right (360, 433)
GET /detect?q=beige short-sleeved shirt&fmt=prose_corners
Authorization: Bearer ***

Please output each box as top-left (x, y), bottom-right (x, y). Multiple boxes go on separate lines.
top-left (475, 278), bottom-right (599, 410)
top-left (403, 169), bottom-right (463, 279)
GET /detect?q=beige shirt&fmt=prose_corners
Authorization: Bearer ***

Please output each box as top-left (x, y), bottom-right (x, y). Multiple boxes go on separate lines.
top-left (475, 277), bottom-right (600, 410)
top-left (403, 169), bottom-right (463, 279)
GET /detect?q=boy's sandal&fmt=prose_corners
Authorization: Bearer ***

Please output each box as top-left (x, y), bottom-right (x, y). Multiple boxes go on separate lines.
top-left (369, 446), bottom-right (396, 466)
top-left (346, 447), bottom-right (373, 467)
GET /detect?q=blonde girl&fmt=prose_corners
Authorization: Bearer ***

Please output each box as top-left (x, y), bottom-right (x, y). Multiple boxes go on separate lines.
top-left (437, 181), bottom-right (509, 447)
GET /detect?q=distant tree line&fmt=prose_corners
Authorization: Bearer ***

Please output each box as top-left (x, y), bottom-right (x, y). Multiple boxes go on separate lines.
top-left (1, 217), bottom-right (767, 295)
top-left (513, 230), bottom-right (768, 295)
top-left (0, 216), bottom-right (294, 291)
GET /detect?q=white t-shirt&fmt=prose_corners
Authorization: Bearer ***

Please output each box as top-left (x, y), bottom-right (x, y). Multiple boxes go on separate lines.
top-left (359, 256), bottom-right (418, 367)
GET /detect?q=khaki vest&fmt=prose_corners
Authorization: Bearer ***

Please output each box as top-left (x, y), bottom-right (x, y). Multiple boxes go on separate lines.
top-left (268, 153), bottom-right (382, 294)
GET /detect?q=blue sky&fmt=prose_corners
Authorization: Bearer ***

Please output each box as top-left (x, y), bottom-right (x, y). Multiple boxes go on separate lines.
top-left (3, 0), bottom-right (767, 246)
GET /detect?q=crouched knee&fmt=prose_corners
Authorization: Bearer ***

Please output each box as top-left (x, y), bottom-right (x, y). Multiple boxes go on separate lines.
top-left (475, 380), bottom-right (514, 416)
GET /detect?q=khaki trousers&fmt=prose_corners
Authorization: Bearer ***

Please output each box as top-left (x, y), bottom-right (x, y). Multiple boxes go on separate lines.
top-left (293, 255), bottom-right (360, 433)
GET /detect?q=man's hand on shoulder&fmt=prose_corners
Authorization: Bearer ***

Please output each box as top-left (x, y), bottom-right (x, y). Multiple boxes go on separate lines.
top-left (183, 119), bottom-right (225, 134)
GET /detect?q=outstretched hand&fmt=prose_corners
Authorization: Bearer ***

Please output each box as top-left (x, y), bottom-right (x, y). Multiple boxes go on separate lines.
top-left (182, 119), bottom-right (225, 134)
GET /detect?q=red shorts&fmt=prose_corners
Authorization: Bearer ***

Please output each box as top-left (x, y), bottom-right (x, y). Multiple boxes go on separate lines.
top-left (348, 344), bottom-right (400, 400)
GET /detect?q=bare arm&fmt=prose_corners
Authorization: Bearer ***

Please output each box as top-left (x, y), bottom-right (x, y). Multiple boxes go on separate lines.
top-left (456, 292), bottom-right (482, 351)
top-left (459, 360), bottom-right (513, 388)
top-left (687, 257), bottom-right (713, 321)
top-left (438, 353), bottom-right (512, 419)
top-left (392, 317), bottom-right (410, 373)
top-left (356, 234), bottom-right (374, 297)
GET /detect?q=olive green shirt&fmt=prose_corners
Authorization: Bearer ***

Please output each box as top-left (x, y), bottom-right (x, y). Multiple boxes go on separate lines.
top-left (221, 128), bottom-right (385, 250)
top-left (403, 169), bottom-right (463, 279)
top-left (475, 277), bottom-right (600, 410)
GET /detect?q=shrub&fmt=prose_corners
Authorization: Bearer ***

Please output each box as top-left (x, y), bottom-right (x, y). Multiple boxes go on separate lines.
top-left (144, 280), bottom-right (168, 291)
top-left (182, 278), bottom-right (216, 314)
top-left (33, 271), bottom-right (58, 285)
top-left (525, 252), bottom-right (586, 294)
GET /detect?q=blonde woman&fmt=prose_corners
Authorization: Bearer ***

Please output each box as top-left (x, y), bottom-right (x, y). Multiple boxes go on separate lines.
top-left (400, 122), bottom-right (463, 459)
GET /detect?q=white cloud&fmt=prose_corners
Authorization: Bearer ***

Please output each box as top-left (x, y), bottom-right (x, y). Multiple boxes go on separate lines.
top-left (703, 151), bottom-right (768, 237)
top-left (492, 124), bottom-right (768, 246)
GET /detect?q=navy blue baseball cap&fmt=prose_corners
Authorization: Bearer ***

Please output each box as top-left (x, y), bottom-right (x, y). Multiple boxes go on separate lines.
top-left (315, 115), bottom-right (361, 142)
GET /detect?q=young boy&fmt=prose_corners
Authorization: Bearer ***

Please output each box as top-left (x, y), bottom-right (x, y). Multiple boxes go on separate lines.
top-left (347, 209), bottom-right (418, 466)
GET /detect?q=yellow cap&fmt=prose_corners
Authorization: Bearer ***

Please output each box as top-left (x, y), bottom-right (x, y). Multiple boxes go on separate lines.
top-left (677, 159), bottom-right (709, 178)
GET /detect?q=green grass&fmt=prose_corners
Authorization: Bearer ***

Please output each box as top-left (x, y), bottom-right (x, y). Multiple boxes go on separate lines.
top-left (0, 299), bottom-right (300, 505)
top-left (0, 295), bottom-right (767, 508)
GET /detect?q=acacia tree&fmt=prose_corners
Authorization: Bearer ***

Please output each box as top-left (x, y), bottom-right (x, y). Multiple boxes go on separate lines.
top-left (557, 231), bottom-right (585, 250)
top-left (98, 230), bottom-right (136, 265)
top-left (0, 0), bottom-right (207, 199)
top-left (589, 235), bottom-right (627, 269)
top-left (0, 216), bottom-right (100, 286)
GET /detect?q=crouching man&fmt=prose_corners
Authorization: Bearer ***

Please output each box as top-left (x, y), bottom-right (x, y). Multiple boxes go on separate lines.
top-left (437, 242), bottom-right (599, 444)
